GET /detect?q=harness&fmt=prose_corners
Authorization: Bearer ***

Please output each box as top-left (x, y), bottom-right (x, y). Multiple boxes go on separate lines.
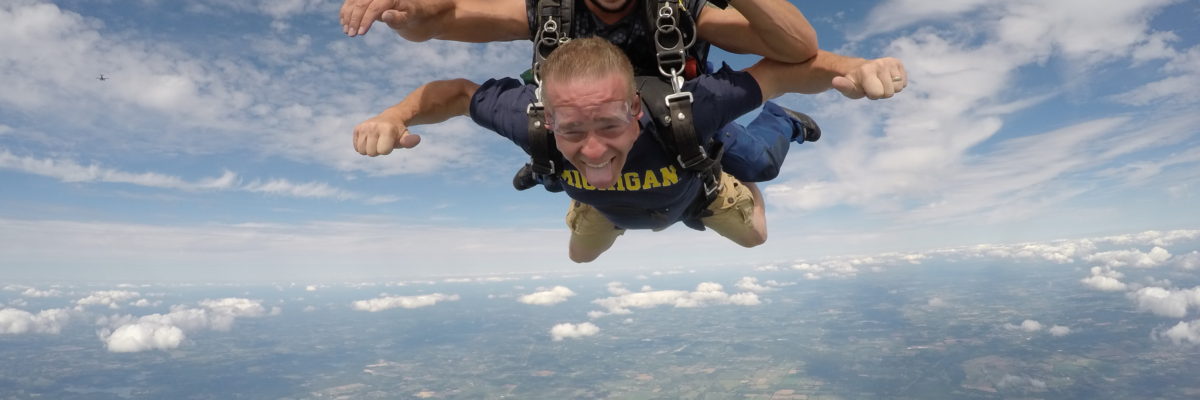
top-left (514, 0), bottom-right (726, 229)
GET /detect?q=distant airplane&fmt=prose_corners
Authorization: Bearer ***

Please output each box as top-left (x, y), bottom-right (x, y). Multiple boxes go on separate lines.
top-left (97, 74), bottom-right (108, 81)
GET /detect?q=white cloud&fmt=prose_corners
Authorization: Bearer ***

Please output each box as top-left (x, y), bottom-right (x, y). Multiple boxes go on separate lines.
top-left (20, 287), bottom-right (62, 297)
top-left (927, 297), bottom-right (946, 307)
top-left (352, 293), bottom-right (459, 312)
top-left (1158, 320), bottom-right (1200, 345)
top-left (606, 282), bottom-right (632, 296)
top-left (1080, 266), bottom-right (1127, 292)
top-left (99, 297), bottom-right (273, 352)
top-left (518, 286), bottom-right (576, 306)
top-left (305, 285), bottom-right (318, 292)
top-left (0, 307), bottom-right (71, 334)
top-left (549, 322), bottom-right (599, 341)
top-left (105, 322), bottom-right (185, 353)
top-left (735, 277), bottom-right (773, 293)
top-left (1172, 251), bottom-right (1200, 270)
top-left (1128, 286), bottom-right (1200, 319)
top-left (76, 290), bottom-right (141, 309)
top-left (590, 282), bottom-right (760, 317)
top-left (1004, 319), bottom-right (1042, 332)
top-left (1085, 247), bottom-right (1172, 268)
top-left (130, 299), bottom-right (161, 308)
top-left (0, 150), bottom-right (396, 204)
top-left (1048, 325), bottom-right (1071, 337)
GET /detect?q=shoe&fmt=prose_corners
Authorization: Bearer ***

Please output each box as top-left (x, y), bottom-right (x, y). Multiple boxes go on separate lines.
top-left (512, 163), bottom-right (538, 191)
top-left (780, 106), bottom-right (821, 143)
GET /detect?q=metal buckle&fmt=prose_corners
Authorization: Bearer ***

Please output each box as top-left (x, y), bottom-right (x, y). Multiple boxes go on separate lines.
top-left (702, 174), bottom-right (721, 197)
top-left (676, 146), bottom-right (708, 169)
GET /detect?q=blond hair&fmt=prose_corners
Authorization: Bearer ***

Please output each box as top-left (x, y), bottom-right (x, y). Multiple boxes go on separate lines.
top-left (539, 37), bottom-right (637, 104)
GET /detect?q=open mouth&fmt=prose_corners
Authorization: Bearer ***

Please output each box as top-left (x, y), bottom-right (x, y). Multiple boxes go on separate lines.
top-left (583, 159), bottom-right (611, 168)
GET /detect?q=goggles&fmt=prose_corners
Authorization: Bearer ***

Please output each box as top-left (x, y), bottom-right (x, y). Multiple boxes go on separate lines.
top-left (546, 99), bottom-right (635, 140)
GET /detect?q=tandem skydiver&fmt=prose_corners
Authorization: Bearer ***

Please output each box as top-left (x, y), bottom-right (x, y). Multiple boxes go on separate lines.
top-left (350, 37), bottom-right (907, 262)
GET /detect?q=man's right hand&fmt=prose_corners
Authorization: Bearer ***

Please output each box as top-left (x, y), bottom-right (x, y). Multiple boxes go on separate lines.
top-left (353, 117), bottom-right (422, 157)
top-left (341, 0), bottom-right (439, 41)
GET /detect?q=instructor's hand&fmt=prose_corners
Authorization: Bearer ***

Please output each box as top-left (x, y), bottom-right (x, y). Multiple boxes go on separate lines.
top-left (832, 57), bottom-right (907, 100)
top-left (353, 117), bottom-right (422, 157)
top-left (341, 0), bottom-right (437, 41)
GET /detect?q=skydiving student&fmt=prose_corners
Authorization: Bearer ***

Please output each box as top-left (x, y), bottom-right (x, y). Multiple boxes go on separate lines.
top-left (340, 0), bottom-right (907, 184)
top-left (351, 38), bottom-right (907, 262)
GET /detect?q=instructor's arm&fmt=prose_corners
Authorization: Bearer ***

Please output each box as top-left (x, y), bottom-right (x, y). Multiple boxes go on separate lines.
top-left (353, 78), bottom-right (480, 156)
top-left (747, 50), bottom-right (908, 101)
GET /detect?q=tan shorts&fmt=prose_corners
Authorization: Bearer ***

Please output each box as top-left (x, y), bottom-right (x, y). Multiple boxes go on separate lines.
top-left (564, 172), bottom-right (756, 251)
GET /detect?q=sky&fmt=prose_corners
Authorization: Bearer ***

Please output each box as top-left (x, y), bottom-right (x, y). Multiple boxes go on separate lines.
top-left (1, 0), bottom-right (1198, 281)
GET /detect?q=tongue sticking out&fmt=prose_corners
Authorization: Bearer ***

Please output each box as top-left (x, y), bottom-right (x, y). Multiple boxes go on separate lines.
top-left (582, 161), bottom-right (616, 189)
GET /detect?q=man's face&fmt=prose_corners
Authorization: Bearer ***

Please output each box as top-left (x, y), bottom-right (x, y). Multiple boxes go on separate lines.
top-left (545, 73), bottom-right (642, 190)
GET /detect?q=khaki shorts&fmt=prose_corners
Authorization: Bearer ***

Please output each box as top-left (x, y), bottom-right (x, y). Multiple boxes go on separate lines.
top-left (565, 172), bottom-right (756, 251)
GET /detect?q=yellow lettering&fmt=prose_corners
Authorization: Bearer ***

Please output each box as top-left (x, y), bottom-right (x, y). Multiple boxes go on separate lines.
top-left (659, 166), bottom-right (679, 186)
top-left (613, 174), bottom-right (626, 191)
top-left (642, 169), bottom-right (661, 189)
top-left (623, 172), bottom-right (641, 191)
top-left (562, 170), bottom-right (576, 188)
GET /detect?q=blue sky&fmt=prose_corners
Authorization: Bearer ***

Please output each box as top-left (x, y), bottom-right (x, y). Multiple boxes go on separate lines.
top-left (1, 0), bottom-right (1197, 281)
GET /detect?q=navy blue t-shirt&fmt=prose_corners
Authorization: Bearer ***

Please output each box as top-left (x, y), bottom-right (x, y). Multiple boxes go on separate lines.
top-left (526, 0), bottom-right (711, 77)
top-left (470, 65), bottom-right (762, 230)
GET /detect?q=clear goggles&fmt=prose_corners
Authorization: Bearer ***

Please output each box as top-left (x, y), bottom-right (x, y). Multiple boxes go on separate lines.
top-left (545, 100), bottom-right (635, 139)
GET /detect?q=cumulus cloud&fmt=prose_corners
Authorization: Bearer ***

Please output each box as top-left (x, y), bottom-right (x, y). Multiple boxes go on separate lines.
top-left (1004, 319), bottom-right (1042, 332)
top-left (1048, 325), bottom-right (1071, 337)
top-left (1080, 266), bottom-right (1127, 291)
top-left (1172, 251), bottom-right (1200, 270)
top-left (129, 299), bottom-right (161, 308)
top-left (927, 297), bottom-right (947, 307)
top-left (75, 290), bottom-right (141, 309)
top-left (606, 282), bottom-right (632, 296)
top-left (305, 285), bottom-right (318, 292)
top-left (590, 282), bottom-right (760, 318)
top-left (99, 297), bottom-right (273, 352)
top-left (789, 261), bottom-right (858, 279)
top-left (352, 293), bottom-right (459, 312)
top-left (1128, 286), bottom-right (1200, 319)
top-left (1158, 320), bottom-right (1200, 345)
top-left (549, 322), bottom-right (599, 341)
top-left (0, 307), bottom-right (71, 334)
top-left (1085, 247), bottom-right (1172, 268)
top-left (518, 286), bottom-right (576, 306)
top-left (735, 277), bottom-right (769, 292)
top-left (20, 287), bottom-right (63, 297)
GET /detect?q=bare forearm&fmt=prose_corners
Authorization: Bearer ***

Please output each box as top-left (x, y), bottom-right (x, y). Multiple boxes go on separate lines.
top-left (748, 50), bottom-right (867, 99)
top-left (434, 0), bottom-right (529, 42)
top-left (376, 78), bottom-right (479, 125)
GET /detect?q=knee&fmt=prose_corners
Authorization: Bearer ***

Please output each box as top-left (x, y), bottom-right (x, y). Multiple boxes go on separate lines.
top-left (736, 234), bottom-right (767, 248)
top-left (569, 249), bottom-right (600, 263)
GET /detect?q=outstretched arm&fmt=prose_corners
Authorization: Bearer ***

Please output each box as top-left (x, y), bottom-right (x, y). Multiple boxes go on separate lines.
top-left (353, 78), bottom-right (481, 157)
top-left (747, 50), bottom-right (908, 101)
top-left (341, 0), bottom-right (529, 42)
top-left (697, 0), bottom-right (818, 63)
